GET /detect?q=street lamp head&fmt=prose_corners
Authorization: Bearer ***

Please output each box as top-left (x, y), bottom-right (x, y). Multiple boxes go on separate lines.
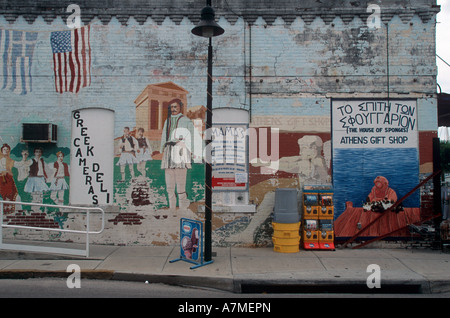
top-left (191, 6), bottom-right (224, 38)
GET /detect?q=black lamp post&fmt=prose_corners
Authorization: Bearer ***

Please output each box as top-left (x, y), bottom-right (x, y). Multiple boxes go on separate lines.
top-left (191, 0), bottom-right (224, 262)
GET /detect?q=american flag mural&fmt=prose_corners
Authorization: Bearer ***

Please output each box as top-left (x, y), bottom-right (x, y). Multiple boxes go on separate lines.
top-left (0, 29), bottom-right (38, 95)
top-left (50, 25), bottom-right (91, 94)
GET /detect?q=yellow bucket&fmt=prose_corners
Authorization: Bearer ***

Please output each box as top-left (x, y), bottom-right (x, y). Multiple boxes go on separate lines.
top-left (272, 222), bottom-right (301, 239)
top-left (273, 244), bottom-right (300, 253)
top-left (272, 236), bottom-right (300, 245)
top-left (272, 222), bottom-right (301, 253)
top-left (272, 233), bottom-right (300, 253)
top-left (273, 229), bottom-right (300, 239)
top-left (272, 222), bottom-right (301, 231)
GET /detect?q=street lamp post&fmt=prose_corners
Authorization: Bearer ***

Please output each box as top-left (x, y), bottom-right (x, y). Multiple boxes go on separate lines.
top-left (191, 1), bottom-right (224, 262)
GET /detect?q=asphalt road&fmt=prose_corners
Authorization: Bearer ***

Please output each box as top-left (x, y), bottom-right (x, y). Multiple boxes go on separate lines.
top-left (0, 278), bottom-right (449, 299)
top-left (0, 278), bottom-right (232, 298)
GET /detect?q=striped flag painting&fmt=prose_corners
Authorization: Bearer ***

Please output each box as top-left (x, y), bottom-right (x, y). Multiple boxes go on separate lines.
top-left (0, 29), bottom-right (38, 95)
top-left (50, 25), bottom-right (91, 94)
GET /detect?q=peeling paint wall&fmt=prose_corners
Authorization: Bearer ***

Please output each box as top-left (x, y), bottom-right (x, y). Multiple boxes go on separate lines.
top-left (0, 0), bottom-right (439, 247)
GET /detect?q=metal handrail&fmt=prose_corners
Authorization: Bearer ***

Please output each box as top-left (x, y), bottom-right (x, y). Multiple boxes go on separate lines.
top-left (0, 200), bottom-right (105, 257)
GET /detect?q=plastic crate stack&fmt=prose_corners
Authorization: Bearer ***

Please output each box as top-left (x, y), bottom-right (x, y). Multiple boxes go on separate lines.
top-left (302, 186), bottom-right (335, 250)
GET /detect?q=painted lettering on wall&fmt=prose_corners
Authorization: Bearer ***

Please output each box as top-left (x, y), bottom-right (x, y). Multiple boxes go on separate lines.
top-left (70, 108), bottom-right (114, 205)
top-left (332, 100), bottom-right (418, 149)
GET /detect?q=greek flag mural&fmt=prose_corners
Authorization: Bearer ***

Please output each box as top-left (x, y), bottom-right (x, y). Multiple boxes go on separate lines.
top-left (0, 29), bottom-right (38, 95)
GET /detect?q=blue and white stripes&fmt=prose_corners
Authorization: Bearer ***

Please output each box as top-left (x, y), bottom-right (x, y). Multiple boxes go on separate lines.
top-left (0, 29), bottom-right (38, 95)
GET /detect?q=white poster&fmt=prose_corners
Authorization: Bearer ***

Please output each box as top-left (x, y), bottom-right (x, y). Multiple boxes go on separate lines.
top-left (70, 108), bottom-right (114, 205)
top-left (332, 99), bottom-right (418, 149)
top-left (211, 124), bottom-right (248, 190)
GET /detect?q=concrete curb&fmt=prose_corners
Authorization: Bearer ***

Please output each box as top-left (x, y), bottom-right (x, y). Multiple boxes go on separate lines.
top-left (0, 269), bottom-right (115, 280)
top-left (111, 272), bottom-right (236, 292)
top-left (3, 269), bottom-right (449, 294)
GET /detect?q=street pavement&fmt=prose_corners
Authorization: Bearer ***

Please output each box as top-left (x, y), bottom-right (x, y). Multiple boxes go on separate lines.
top-left (1, 240), bottom-right (450, 295)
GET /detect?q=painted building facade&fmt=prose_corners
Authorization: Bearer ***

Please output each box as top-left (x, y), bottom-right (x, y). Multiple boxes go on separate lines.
top-left (0, 0), bottom-right (441, 247)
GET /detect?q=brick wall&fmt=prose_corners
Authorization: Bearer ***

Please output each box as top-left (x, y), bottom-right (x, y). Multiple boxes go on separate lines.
top-left (0, 1), bottom-right (440, 246)
top-left (5, 211), bottom-right (60, 229)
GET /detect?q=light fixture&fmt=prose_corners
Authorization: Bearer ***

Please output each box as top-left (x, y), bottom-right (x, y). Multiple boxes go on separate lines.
top-left (191, 5), bottom-right (224, 38)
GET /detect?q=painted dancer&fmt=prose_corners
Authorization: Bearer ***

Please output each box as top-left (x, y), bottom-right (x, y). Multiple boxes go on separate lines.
top-left (117, 127), bottom-right (138, 181)
top-left (24, 147), bottom-right (49, 204)
top-left (0, 144), bottom-right (18, 213)
top-left (135, 127), bottom-right (152, 177)
top-left (49, 151), bottom-right (70, 204)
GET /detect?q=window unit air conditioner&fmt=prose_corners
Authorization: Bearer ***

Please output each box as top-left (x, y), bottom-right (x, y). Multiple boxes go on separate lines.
top-left (22, 123), bottom-right (58, 143)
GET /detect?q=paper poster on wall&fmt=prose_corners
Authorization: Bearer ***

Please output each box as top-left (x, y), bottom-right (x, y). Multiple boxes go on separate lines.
top-left (211, 124), bottom-right (248, 191)
top-left (70, 108), bottom-right (114, 205)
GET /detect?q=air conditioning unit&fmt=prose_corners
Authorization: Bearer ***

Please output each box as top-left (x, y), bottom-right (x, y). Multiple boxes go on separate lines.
top-left (21, 123), bottom-right (57, 143)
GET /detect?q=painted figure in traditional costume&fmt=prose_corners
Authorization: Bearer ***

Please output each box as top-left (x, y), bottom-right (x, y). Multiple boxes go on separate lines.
top-left (135, 127), bottom-right (152, 177)
top-left (24, 147), bottom-right (49, 203)
top-left (50, 151), bottom-right (69, 204)
top-left (0, 144), bottom-right (18, 213)
top-left (14, 149), bottom-right (32, 181)
top-left (117, 126), bottom-right (138, 181)
top-left (160, 99), bottom-right (195, 210)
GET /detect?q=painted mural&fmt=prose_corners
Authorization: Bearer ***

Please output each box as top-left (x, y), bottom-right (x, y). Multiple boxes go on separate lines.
top-left (113, 82), bottom-right (205, 211)
top-left (0, 141), bottom-right (71, 233)
top-left (1, 145), bottom-right (71, 206)
top-left (332, 99), bottom-right (422, 240)
top-left (0, 8), bottom-right (439, 249)
top-left (245, 125), bottom-right (332, 246)
top-left (106, 81), bottom-right (207, 245)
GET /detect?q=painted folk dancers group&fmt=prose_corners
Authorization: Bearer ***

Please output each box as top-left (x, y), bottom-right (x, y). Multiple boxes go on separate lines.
top-left (0, 145), bottom-right (70, 212)
top-left (0, 99), bottom-right (198, 212)
top-left (117, 127), bottom-right (153, 181)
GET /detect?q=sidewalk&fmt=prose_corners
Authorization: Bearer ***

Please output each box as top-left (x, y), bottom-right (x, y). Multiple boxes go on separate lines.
top-left (1, 241), bottom-right (450, 294)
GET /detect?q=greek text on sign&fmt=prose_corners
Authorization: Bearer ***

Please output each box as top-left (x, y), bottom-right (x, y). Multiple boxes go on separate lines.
top-left (332, 99), bottom-right (418, 149)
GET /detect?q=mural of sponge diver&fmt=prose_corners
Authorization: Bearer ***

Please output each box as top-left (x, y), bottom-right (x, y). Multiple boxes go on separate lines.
top-left (160, 98), bottom-right (196, 210)
top-left (363, 175), bottom-right (400, 212)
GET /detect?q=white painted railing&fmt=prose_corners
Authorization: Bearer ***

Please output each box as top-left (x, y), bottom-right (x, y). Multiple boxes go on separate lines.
top-left (0, 200), bottom-right (105, 257)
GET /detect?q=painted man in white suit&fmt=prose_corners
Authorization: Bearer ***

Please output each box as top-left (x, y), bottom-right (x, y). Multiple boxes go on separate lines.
top-left (160, 99), bottom-right (196, 210)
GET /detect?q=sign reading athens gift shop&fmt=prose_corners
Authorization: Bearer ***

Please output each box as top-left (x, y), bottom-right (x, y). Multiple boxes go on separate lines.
top-left (332, 99), bottom-right (418, 149)
top-left (70, 108), bottom-right (114, 205)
